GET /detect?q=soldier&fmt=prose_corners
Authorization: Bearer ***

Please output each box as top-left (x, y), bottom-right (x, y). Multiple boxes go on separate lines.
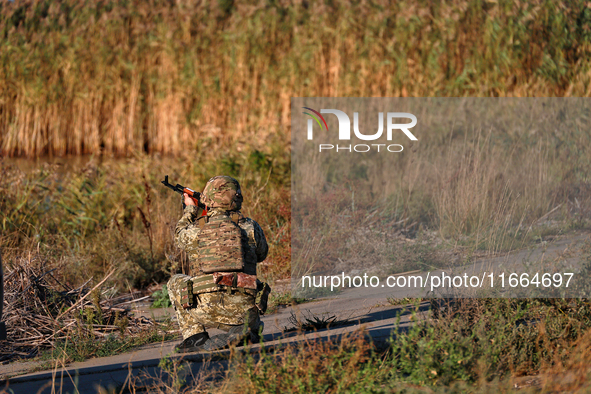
top-left (167, 175), bottom-right (271, 353)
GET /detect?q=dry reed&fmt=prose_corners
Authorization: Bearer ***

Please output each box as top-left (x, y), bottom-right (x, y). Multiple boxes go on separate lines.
top-left (1, 0), bottom-right (591, 157)
top-left (0, 253), bottom-right (165, 362)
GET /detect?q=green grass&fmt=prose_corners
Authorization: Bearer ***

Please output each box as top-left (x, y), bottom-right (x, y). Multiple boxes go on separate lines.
top-left (263, 292), bottom-right (310, 315)
top-left (213, 298), bottom-right (591, 393)
top-left (96, 299), bottom-right (591, 393)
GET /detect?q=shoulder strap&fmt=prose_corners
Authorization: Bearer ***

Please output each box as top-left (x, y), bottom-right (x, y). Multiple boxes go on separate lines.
top-left (230, 212), bottom-right (240, 224)
top-left (197, 215), bottom-right (209, 230)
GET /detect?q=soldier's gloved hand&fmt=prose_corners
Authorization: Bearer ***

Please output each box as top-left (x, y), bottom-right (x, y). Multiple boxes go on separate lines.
top-left (183, 192), bottom-right (196, 207)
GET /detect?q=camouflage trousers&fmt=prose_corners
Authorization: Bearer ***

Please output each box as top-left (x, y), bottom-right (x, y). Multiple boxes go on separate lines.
top-left (167, 274), bottom-right (261, 340)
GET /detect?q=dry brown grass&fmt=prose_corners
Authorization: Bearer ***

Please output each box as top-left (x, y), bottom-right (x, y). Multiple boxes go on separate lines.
top-left (0, 252), bottom-right (173, 364)
top-left (0, 148), bottom-right (290, 290)
top-left (2, 0), bottom-right (591, 156)
top-left (292, 99), bottom-right (591, 279)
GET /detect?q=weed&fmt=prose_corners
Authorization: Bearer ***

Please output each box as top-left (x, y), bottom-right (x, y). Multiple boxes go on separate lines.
top-left (38, 322), bottom-right (175, 365)
top-left (293, 99), bottom-right (591, 280)
top-left (387, 297), bottom-right (422, 307)
top-left (221, 334), bottom-right (378, 393)
top-left (158, 354), bottom-right (187, 393)
top-left (268, 292), bottom-right (307, 307)
top-left (151, 285), bottom-right (173, 309)
top-left (206, 299), bottom-right (591, 393)
top-left (263, 292), bottom-right (308, 315)
top-left (285, 310), bottom-right (351, 332)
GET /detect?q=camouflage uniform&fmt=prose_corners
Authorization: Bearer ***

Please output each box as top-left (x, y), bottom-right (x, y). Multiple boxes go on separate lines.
top-left (168, 177), bottom-right (269, 342)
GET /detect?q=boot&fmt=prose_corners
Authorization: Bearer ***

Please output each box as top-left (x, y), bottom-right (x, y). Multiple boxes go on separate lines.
top-left (175, 332), bottom-right (210, 353)
top-left (249, 321), bottom-right (264, 344)
top-left (201, 325), bottom-right (250, 351)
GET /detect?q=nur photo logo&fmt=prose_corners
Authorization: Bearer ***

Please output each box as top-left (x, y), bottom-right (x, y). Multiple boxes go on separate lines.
top-left (303, 107), bottom-right (417, 153)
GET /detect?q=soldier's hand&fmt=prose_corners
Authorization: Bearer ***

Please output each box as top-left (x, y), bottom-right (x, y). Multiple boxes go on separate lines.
top-left (183, 192), bottom-right (196, 206)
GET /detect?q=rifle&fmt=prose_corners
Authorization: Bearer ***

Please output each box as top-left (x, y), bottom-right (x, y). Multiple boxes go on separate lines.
top-left (161, 175), bottom-right (207, 214)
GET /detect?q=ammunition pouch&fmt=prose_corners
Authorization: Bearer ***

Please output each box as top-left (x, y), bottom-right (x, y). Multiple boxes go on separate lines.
top-left (180, 280), bottom-right (194, 309)
top-left (180, 273), bottom-right (259, 309)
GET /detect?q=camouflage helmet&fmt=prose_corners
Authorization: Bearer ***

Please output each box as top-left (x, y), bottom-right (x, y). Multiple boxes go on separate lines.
top-left (201, 175), bottom-right (243, 211)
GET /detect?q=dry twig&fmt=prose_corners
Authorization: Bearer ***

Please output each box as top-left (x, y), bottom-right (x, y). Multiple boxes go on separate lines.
top-left (0, 254), bottom-right (158, 362)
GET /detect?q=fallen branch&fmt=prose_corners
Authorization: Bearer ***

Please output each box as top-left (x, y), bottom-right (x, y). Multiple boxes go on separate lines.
top-left (0, 254), bottom-right (162, 361)
top-left (55, 268), bottom-right (116, 321)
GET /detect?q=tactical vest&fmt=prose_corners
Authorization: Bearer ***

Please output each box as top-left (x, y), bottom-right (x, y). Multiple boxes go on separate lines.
top-left (192, 212), bottom-right (246, 274)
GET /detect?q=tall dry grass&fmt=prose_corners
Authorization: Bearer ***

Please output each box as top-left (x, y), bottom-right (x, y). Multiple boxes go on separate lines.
top-left (291, 99), bottom-right (591, 278)
top-left (1, 0), bottom-right (591, 156)
top-left (0, 144), bottom-right (290, 289)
